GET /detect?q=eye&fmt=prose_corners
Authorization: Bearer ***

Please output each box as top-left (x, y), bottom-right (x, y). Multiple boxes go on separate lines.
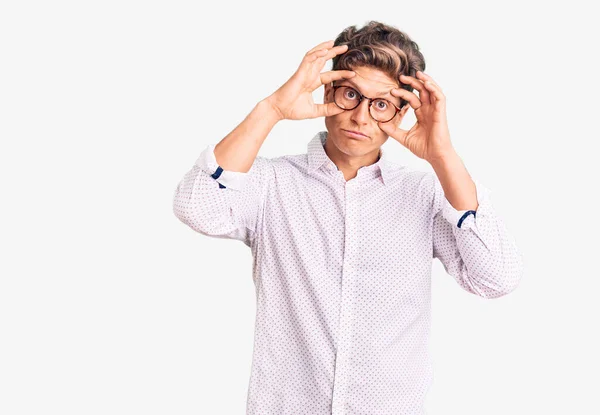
top-left (343, 88), bottom-right (358, 100)
top-left (373, 99), bottom-right (388, 111)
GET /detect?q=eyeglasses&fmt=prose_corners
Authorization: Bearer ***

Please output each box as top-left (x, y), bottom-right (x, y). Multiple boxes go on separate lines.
top-left (332, 85), bottom-right (402, 123)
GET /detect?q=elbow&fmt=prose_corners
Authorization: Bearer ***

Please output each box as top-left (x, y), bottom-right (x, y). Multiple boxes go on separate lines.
top-left (489, 241), bottom-right (525, 299)
top-left (173, 207), bottom-right (188, 225)
top-left (172, 201), bottom-right (203, 231)
top-left (173, 206), bottom-right (210, 235)
top-left (172, 190), bottom-right (189, 223)
top-left (480, 263), bottom-right (524, 300)
top-left (172, 189), bottom-right (202, 230)
top-left (172, 200), bottom-right (229, 238)
top-left (498, 252), bottom-right (525, 297)
top-left (489, 279), bottom-right (520, 299)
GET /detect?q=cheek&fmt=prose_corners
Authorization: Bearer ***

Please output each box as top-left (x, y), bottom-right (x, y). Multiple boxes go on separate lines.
top-left (324, 116), bottom-right (335, 133)
top-left (325, 110), bottom-right (345, 126)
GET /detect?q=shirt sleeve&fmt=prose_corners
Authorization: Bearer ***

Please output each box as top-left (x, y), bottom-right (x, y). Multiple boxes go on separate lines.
top-left (431, 173), bottom-right (524, 299)
top-left (172, 143), bottom-right (273, 247)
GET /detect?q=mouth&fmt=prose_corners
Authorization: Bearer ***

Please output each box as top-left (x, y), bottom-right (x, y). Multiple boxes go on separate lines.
top-left (342, 129), bottom-right (369, 140)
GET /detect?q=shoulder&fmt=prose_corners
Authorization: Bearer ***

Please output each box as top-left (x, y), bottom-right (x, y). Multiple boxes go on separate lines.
top-left (258, 152), bottom-right (311, 175)
top-left (383, 163), bottom-right (439, 208)
top-left (384, 160), bottom-right (433, 188)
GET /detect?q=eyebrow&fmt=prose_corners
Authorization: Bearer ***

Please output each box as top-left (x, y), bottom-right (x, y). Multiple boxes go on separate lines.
top-left (337, 79), bottom-right (394, 99)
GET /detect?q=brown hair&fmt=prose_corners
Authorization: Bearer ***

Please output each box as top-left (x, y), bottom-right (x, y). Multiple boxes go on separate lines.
top-left (331, 21), bottom-right (426, 109)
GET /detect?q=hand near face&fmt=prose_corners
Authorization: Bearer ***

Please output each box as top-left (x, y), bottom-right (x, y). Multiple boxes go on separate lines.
top-left (266, 40), bottom-right (356, 121)
top-left (378, 71), bottom-right (455, 163)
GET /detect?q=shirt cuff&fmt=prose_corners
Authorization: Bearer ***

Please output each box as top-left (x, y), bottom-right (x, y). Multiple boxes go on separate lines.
top-left (440, 178), bottom-right (492, 229)
top-left (194, 144), bottom-right (250, 191)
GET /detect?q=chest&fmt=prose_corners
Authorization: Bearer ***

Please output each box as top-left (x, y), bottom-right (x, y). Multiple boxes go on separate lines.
top-left (261, 173), bottom-right (434, 274)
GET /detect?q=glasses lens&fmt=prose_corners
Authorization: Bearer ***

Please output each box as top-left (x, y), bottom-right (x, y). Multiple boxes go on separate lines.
top-left (334, 86), bottom-right (396, 122)
top-left (334, 86), bottom-right (360, 109)
top-left (370, 99), bottom-right (396, 122)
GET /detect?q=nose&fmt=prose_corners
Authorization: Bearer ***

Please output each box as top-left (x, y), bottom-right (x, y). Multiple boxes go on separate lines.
top-left (350, 99), bottom-right (371, 125)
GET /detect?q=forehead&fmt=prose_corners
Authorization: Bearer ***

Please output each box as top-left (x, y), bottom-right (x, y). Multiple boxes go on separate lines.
top-left (352, 66), bottom-right (398, 86)
top-left (335, 66), bottom-right (399, 97)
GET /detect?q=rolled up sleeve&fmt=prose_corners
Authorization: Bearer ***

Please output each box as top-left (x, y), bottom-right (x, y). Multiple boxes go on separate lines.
top-left (431, 174), bottom-right (524, 299)
top-left (172, 144), bottom-right (273, 247)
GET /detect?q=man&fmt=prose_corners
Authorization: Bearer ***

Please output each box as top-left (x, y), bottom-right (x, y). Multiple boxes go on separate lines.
top-left (173, 21), bottom-right (523, 415)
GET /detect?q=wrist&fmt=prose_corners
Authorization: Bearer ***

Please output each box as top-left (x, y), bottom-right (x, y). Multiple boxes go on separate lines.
top-left (428, 147), bottom-right (459, 168)
top-left (261, 96), bottom-right (285, 122)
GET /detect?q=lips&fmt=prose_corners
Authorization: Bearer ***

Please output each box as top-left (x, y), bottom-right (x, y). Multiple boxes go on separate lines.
top-left (343, 129), bottom-right (368, 138)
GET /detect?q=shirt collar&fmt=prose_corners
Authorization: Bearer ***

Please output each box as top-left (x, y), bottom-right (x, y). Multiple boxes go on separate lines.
top-left (307, 131), bottom-right (390, 186)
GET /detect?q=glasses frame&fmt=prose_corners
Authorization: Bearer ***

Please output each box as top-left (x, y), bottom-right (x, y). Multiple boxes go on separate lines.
top-left (331, 84), bottom-right (403, 123)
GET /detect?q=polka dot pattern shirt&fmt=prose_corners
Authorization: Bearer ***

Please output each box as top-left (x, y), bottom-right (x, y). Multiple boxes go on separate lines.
top-left (173, 131), bottom-right (524, 415)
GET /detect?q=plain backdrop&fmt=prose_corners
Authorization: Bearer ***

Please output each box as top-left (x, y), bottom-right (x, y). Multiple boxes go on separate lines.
top-left (1, 1), bottom-right (599, 414)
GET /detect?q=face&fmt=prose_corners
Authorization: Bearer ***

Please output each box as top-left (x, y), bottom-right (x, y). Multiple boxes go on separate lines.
top-left (323, 66), bottom-right (410, 162)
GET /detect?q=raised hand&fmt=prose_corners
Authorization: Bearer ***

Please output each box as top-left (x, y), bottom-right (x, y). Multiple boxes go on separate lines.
top-left (266, 40), bottom-right (356, 121)
top-left (378, 71), bottom-right (455, 163)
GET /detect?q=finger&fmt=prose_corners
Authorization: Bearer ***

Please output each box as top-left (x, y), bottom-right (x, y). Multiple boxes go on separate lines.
top-left (307, 40), bottom-right (335, 55)
top-left (320, 69), bottom-right (355, 85)
top-left (305, 49), bottom-right (329, 63)
top-left (378, 121), bottom-right (409, 145)
top-left (416, 71), bottom-right (442, 104)
top-left (399, 74), bottom-right (430, 105)
top-left (321, 44), bottom-right (349, 61)
top-left (416, 71), bottom-right (442, 91)
top-left (399, 74), bottom-right (431, 106)
top-left (423, 80), bottom-right (446, 106)
top-left (390, 87), bottom-right (422, 111)
top-left (305, 44), bottom-right (348, 64)
top-left (314, 101), bottom-right (347, 118)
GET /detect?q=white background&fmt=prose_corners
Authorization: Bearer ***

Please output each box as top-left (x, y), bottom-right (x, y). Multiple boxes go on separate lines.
top-left (1, 1), bottom-right (599, 414)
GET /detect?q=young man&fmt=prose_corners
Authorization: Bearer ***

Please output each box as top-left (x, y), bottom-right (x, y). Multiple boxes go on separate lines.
top-left (173, 21), bottom-right (523, 415)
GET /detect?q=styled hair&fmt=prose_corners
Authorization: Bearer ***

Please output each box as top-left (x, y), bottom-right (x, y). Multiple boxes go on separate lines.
top-left (331, 21), bottom-right (426, 110)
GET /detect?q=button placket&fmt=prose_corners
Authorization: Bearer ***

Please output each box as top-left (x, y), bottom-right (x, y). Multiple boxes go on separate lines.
top-left (331, 180), bottom-right (358, 415)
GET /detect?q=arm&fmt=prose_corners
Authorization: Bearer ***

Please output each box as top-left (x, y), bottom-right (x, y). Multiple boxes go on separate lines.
top-left (173, 40), bottom-right (355, 245)
top-left (374, 69), bottom-right (524, 297)
top-left (432, 165), bottom-right (523, 298)
top-left (212, 98), bottom-right (282, 173)
top-left (172, 99), bottom-right (281, 246)
top-left (430, 153), bottom-right (524, 299)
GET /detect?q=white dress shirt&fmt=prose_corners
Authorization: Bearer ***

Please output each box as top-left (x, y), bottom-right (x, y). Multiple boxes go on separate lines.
top-left (173, 131), bottom-right (524, 415)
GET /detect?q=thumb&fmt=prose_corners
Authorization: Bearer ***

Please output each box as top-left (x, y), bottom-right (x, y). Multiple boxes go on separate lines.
top-left (316, 102), bottom-right (346, 118)
top-left (378, 122), bottom-right (409, 145)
